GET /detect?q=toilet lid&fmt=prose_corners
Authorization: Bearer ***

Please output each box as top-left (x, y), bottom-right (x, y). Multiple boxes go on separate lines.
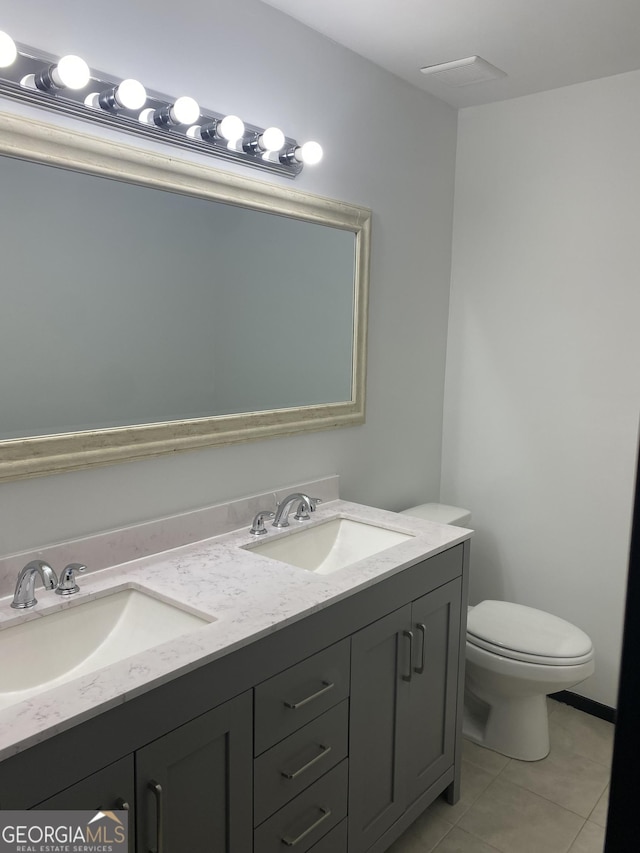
top-left (467, 600), bottom-right (593, 664)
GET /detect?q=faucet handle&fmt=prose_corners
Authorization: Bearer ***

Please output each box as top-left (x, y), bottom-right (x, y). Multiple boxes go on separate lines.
top-left (250, 511), bottom-right (276, 536)
top-left (294, 497), bottom-right (322, 521)
top-left (56, 562), bottom-right (87, 596)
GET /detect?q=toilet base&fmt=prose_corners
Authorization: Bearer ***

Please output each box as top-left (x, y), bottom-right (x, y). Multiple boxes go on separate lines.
top-left (463, 688), bottom-right (550, 761)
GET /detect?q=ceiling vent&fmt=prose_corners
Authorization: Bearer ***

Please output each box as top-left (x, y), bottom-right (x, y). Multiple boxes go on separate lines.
top-left (420, 56), bottom-right (506, 86)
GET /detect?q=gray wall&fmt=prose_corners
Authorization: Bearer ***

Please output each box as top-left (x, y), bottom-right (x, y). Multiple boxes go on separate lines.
top-left (442, 70), bottom-right (640, 706)
top-left (0, 0), bottom-right (457, 554)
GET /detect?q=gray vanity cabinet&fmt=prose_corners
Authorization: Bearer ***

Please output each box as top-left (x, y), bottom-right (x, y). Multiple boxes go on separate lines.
top-left (1, 541), bottom-right (469, 853)
top-left (135, 690), bottom-right (253, 853)
top-left (23, 691), bottom-right (252, 853)
top-left (348, 578), bottom-right (462, 853)
top-left (32, 756), bottom-right (135, 853)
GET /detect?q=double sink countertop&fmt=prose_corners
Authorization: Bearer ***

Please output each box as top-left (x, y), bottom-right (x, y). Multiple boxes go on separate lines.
top-left (0, 500), bottom-right (472, 761)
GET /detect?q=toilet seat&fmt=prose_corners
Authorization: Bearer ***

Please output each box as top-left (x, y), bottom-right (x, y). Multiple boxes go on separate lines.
top-left (467, 600), bottom-right (594, 667)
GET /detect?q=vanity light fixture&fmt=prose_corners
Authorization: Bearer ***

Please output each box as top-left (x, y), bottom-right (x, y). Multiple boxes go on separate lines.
top-left (0, 33), bottom-right (323, 178)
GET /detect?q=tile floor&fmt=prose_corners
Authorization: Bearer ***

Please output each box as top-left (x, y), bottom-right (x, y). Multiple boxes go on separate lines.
top-left (389, 699), bottom-right (614, 853)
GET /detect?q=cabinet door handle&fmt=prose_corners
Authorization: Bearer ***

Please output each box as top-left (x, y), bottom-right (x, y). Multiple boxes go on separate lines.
top-left (415, 623), bottom-right (426, 674)
top-left (148, 780), bottom-right (164, 853)
top-left (402, 630), bottom-right (414, 682)
top-left (281, 806), bottom-right (332, 846)
top-left (284, 680), bottom-right (334, 710)
top-left (281, 744), bottom-right (332, 780)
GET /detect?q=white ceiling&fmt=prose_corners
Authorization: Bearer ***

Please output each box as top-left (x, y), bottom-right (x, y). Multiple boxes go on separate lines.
top-left (260, 0), bottom-right (640, 108)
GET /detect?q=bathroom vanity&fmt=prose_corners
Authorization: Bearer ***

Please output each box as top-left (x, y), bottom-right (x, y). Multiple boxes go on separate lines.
top-left (0, 499), bottom-right (470, 853)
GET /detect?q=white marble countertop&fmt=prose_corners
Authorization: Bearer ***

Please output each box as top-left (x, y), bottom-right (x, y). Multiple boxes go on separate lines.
top-left (0, 500), bottom-right (471, 761)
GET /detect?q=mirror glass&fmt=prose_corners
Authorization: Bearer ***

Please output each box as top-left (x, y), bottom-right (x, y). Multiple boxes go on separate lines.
top-left (0, 114), bottom-right (370, 481)
top-left (0, 155), bottom-right (356, 439)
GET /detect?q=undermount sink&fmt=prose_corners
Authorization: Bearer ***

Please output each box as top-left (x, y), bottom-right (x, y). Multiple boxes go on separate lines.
top-left (247, 517), bottom-right (413, 575)
top-left (0, 588), bottom-right (211, 711)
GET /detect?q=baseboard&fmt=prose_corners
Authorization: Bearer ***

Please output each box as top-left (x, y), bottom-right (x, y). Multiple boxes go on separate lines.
top-left (550, 690), bottom-right (616, 724)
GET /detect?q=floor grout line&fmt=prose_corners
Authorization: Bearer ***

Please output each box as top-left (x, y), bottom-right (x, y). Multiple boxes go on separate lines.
top-left (395, 705), bottom-right (613, 853)
top-left (432, 821), bottom-right (505, 853)
top-left (493, 772), bottom-right (610, 820)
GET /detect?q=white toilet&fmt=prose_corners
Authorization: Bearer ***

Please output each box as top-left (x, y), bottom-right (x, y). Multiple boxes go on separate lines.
top-left (401, 503), bottom-right (595, 761)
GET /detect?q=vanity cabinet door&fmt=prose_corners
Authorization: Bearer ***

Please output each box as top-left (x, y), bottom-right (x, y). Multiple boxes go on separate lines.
top-left (349, 579), bottom-right (463, 853)
top-left (348, 604), bottom-right (412, 853)
top-left (32, 756), bottom-right (135, 853)
top-left (136, 690), bottom-right (253, 853)
top-left (406, 578), bottom-right (462, 805)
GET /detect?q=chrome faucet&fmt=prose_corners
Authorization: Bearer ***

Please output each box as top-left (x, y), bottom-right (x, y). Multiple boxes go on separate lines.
top-left (249, 511), bottom-right (276, 535)
top-left (56, 562), bottom-right (87, 596)
top-left (11, 560), bottom-right (58, 609)
top-left (272, 493), bottom-right (321, 528)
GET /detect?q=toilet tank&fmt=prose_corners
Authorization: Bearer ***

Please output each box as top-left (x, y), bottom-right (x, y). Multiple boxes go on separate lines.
top-left (401, 502), bottom-right (472, 527)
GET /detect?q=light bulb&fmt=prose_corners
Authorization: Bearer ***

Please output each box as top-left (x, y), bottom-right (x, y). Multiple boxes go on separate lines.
top-left (219, 115), bottom-right (244, 142)
top-left (52, 55), bottom-right (91, 89)
top-left (260, 126), bottom-right (285, 152)
top-left (137, 107), bottom-right (151, 123)
top-left (279, 141), bottom-right (324, 168)
top-left (151, 96), bottom-right (200, 128)
top-left (299, 141), bottom-right (323, 165)
top-left (0, 31), bottom-right (17, 68)
top-left (198, 117), bottom-right (243, 145)
top-left (97, 79), bottom-right (147, 112)
top-left (115, 79), bottom-right (147, 110)
top-left (171, 96), bottom-right (200, 125)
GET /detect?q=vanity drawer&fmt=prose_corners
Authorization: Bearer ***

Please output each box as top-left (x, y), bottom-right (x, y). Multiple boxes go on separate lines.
top-left (308, 819), bottom-right (347, 853)
top-left (254, 700), bottom-right (348, 825)
top-left (254, 759), bottom-right (348, 853)
top-left (254, 639), bottom-right (350, 755)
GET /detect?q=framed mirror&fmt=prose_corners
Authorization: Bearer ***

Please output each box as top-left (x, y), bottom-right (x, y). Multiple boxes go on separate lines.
top-left (0, 112), bottom-right (370, 482)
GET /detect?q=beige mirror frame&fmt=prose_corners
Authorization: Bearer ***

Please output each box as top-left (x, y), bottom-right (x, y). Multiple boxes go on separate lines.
top-left (0, 112), bottom-right (370, 482)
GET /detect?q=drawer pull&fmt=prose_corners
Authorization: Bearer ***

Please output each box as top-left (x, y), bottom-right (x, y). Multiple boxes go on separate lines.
top-left (415, 623), bottom-right (426, 674)
top-left (114, 797), bottom-right (130, 811)
top-left (148, 780), bottom-right (164, 853)
top-left (281, 744), bottom-right (333, 780)
top-left (402, 630), bottom-right (414, 682)
top-left (284, 680), bottom-right (334, 710)
top-left (281, 806), bottom-right (332, 847)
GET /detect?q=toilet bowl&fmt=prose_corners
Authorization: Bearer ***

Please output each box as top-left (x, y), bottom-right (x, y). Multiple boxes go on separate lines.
top-left (465, 600), bottom-right (594, 760)
top-left (401, 503), bottom-right (595, 761)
